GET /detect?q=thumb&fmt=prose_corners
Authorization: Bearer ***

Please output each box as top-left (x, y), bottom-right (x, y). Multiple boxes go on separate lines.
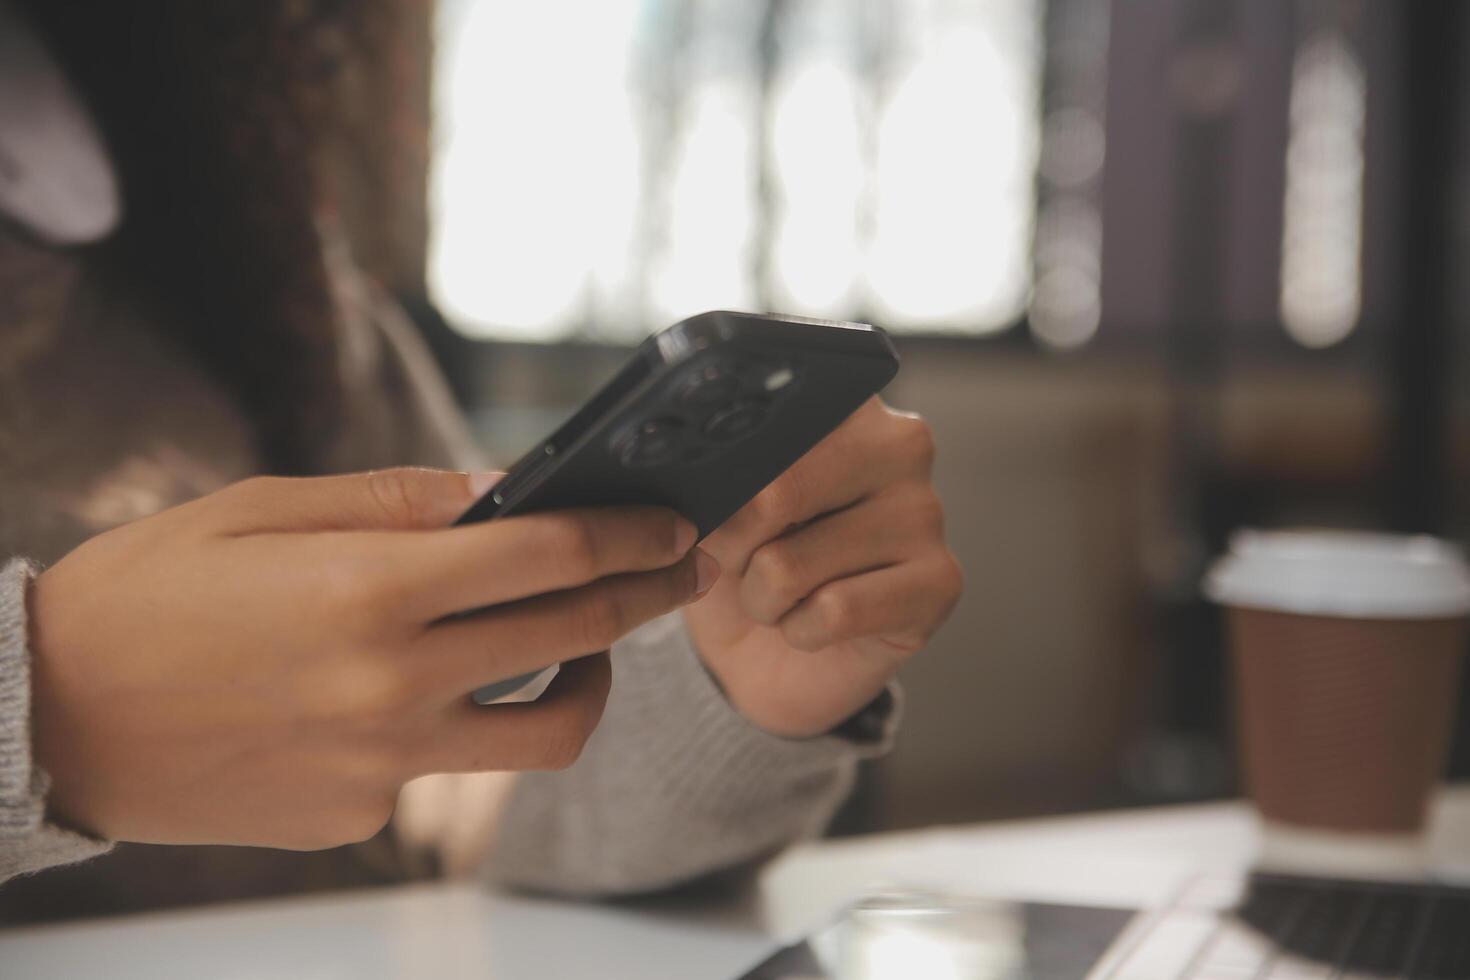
top-left (212, 468), bottom-right (504, 533)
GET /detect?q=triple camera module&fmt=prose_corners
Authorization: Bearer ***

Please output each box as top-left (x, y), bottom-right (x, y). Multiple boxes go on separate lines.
top-left (613, 357), bottom-right (799, 469)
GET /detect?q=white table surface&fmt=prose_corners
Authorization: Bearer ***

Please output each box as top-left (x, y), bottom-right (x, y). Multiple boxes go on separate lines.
top-left (3, 788), bottom-right (1468, 980)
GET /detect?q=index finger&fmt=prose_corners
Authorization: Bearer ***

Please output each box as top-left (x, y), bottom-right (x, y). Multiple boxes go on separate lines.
top-left (349, 506), bottom-right (698, 622)
top-left (704, 399), bottom-right (918, 569)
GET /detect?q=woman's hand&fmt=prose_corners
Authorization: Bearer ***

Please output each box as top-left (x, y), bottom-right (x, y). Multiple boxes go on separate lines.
top-left (29, 468), bottom-right (716, 849)
top-left (684, 398), bottom-right (962, 738)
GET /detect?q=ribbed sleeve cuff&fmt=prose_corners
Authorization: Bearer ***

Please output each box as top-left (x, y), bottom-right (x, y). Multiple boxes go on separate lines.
top-left (0, 558), bottom-right (112, 881)
top-left (488, 613), bottom-right (900, 896)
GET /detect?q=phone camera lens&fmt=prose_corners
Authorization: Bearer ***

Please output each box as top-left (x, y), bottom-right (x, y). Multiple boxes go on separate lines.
top-left (674, 361), bottom-right (742, 409)
top-left (702, 399), bottom-right (769, 444)
top-left (618, 417), bottom-right (685, 468)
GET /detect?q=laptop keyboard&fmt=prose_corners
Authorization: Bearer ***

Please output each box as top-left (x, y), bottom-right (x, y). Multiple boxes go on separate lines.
top-left (1103, 874), bottom-right (1470, 980)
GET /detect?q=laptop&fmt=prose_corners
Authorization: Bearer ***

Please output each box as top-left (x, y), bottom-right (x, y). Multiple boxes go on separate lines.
top-left (737, 872), bottom-right (1470, 979)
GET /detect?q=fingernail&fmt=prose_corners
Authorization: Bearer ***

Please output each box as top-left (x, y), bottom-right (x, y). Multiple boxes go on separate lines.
top-left (674, 517), bottom-right (698, 555)
top-left (468, 471), bottom-right (503, 498)
top-left (692, 548), bottom-right (721, 597)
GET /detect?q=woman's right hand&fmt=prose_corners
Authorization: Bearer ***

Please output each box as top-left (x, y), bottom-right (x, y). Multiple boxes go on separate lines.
top-left (28, 468), bottom-right (717, 849)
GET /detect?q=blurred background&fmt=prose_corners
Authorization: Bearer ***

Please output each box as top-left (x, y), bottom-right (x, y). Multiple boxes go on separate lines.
top-left (10, 0), bottom-right (1470, 940)
top-left (360, 0), bottom-right (1470, 831)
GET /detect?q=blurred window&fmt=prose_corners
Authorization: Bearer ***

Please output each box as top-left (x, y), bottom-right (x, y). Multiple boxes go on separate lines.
top-left (429, 0), bottom-right (1043, 342)
top-left (1028, 0), bottom-right (1107, 351)
top-left (1278, 3), bottom-right (1365, 349)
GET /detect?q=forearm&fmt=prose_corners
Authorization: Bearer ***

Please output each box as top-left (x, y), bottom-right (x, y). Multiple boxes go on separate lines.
top-left (0, 559), bottom-right (110, 882)
top-left (487, 613), bottom-right (898, 897)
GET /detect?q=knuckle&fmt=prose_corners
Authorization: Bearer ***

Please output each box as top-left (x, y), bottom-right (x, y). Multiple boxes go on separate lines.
top-left (911, 486), bottom-right (947, 538)
top-left (779, 617), bottom-right (828, 654)
top-left (752, 478), bottom-right (799, 530)
top-left (549, 514), bottom-right (602, 581)
top-left (571, 591), bottom-right (625, 650)
top-left (333, 658), bottom-right (414, 723)
top-left (814, 586), bottom-right (856, 637)
top-left (318, 565), bottom-right (367, 617)
top-left (319, 556), bottom-right (396, 620)
top-left (364, 468), bottom-right (424, 527)
top-left (750, 543), bottom-right (805, 605)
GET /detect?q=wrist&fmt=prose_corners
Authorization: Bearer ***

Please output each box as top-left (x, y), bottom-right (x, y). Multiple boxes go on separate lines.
top-left (687, 657), bottom-right (887, 741)
top-left (637, 613), bottom-right (901, 761)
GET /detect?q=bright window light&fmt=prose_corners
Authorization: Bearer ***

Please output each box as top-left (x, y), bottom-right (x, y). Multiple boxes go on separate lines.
top-left (1279, 31), bottom-right (1365, 349)
top-left (429, 0), bottom-right (1042, 342)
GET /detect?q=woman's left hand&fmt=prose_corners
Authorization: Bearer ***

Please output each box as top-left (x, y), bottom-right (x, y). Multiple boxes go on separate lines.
top-left (683, 397), bottom-right (963, 738)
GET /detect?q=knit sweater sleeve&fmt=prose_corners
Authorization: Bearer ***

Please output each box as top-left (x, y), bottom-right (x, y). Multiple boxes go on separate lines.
top-left (0, 559), bottom-right (111, 882)
top-left (487, 612), bottom-right (900, 897)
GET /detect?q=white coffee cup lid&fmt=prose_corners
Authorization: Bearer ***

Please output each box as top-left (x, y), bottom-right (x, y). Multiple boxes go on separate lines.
top-left (1204, 529), bottom-right (1470, 620)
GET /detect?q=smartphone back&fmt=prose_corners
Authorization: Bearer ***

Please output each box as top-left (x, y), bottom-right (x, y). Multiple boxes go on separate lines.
top-left (458, 311), bottom-right (899, 538)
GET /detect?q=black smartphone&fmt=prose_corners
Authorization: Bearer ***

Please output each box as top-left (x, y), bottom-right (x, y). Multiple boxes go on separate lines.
top-left (457, 310), bottom-right (899, 702)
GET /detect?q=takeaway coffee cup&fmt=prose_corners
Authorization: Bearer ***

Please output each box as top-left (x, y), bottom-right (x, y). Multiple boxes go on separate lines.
top-left (1206, 531), bottom-right (1470, 870)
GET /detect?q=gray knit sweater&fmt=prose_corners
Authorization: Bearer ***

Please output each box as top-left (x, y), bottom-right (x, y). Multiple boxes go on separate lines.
top-left (0, 231), bottom-right (896, 900)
